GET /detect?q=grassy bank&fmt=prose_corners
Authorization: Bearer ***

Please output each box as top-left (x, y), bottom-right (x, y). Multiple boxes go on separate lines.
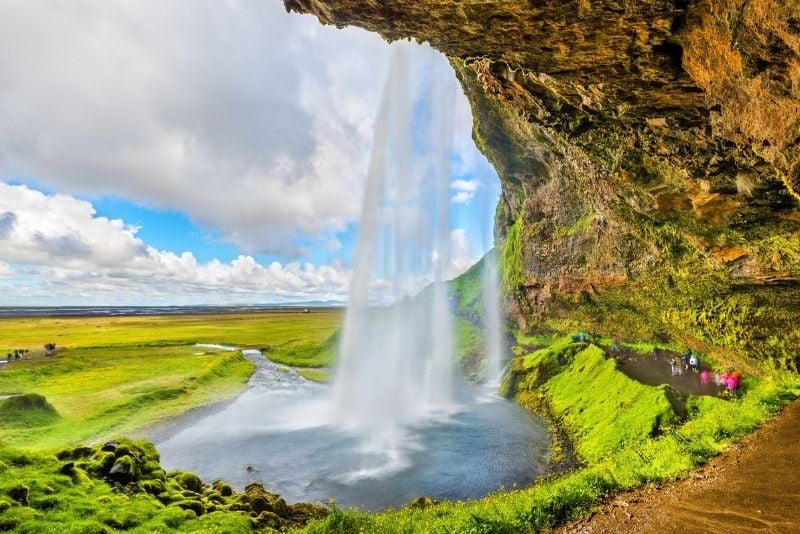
top-left (302, 337), bottom-right (799, 533)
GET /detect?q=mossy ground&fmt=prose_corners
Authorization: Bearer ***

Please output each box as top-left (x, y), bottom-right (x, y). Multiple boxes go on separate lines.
top-left (0, 437), bottom-right (325, 533)
top-left (304, 337), bottom-right (799, 533)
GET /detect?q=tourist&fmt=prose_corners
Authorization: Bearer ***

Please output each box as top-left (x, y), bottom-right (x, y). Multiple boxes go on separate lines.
top-left (725, 373), bottom-right (738, 397)
top-left (673, 355), bottom-right (684, 376)
top-left (670, 359), bottom-right (677, 376)
top-left (682, 350), bottom-right (691, 371)
top-left (700, 370), bottom-right (710, 385)
top-left (689, 353), bottom-right (699, 373)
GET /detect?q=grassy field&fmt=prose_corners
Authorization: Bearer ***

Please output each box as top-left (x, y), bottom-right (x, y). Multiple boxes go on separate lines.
top-left (0, 310), bottom-right (343, 352)
top-left (0, 311), bottom-right (343, 449)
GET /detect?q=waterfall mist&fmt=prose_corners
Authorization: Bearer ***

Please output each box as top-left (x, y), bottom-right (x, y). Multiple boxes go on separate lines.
top-left (481, 254), bottom-right (505, 385)
top-left (331, 44), bottom-right (460, 477)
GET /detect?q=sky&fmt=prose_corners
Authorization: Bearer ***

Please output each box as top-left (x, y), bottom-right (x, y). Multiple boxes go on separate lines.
top-left (0, 0), bottom-right (500, 306)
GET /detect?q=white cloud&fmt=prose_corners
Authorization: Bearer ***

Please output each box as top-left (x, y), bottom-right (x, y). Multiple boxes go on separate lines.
top-left (448, 228), bottom-right (478, 278)
top-left (0, 183), bottom-right (358, 304)
top-left (0, 183), bottom-right (479, 305)
top-left (0, 1), bottom-right (492, 258)
top-left (0, 261), bottom-right (13, 279)
top-left (451, 179), bottom-right (481, 204)
top-left (0, 1), bottom-right (395, 256)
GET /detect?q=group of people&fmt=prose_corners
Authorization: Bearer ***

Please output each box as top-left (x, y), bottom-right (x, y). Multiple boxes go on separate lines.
top-left (670, 348), bottom-right (743, 397)
top-left (715, 369), bottom-right (744, 397)
top-left (670, 349), bottom-right (700, 375)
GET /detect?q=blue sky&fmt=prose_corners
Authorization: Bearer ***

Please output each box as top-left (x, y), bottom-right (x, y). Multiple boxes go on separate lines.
top-left (0, 1), bottom-right (499, 305)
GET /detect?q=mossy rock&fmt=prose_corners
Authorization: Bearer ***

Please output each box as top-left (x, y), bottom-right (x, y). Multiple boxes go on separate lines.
top-left (140, 479), bottom-right (165, 495)
top-left (8, 483), bottom-right (29, 506)
top-left (254, 510), bottom-right (285, 530)
top-left (172, 499), bottom-right (205, 516)
top-left (89, 451), bottom-right (116, 475)
top-left (113, 444), bottom-right (132, 458)
top-left (106, 455), bottom-right (138, 485)
top-left (212, 480), bottom-right (233, 497)
top-left (173, 472), bottom-right (203, 493)
top-left (289, 502), bottom-right (329, 522)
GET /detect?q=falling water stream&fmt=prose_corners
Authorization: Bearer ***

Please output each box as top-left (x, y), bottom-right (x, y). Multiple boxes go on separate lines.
top-left (155, 44), bottom-right (549, 510)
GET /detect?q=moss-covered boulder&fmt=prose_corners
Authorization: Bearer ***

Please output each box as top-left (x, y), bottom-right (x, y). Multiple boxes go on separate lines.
top-left (49, 437), bottom-right (328, 529)
top-left (0, 394), bottom-right (61, 428)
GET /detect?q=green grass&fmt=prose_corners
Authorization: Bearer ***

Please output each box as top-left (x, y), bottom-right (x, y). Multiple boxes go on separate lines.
top-left (543, 346), bottom-right (679, 462)
top-left (0, 310), bottom-right (342, 352)
top-left (0, 346), bottom-right (254, 449)
top-left (449, 253), bottom-right (487, 320)
top-left (301, 339), bottom-right (799, 533)
top-left (0, 311), bottom-right (343, 449)
top-left (0, 394), bottom-right (61, 428)
top-left (296, 368), bottom-right (332, 383)
top-left (500, 215), bottom-right (524, 291)
top-left (265, 328), bottom-right (340, 368)
top-left (2, 313), bottom-right (798, 533)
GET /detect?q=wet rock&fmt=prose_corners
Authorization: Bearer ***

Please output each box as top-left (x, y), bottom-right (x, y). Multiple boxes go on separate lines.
top-left (212, 479), bottom-right (233, 497)
top-left (59, 462), bottom-right (75, 475)
top-left (174, 472), bottom-right (203, 493)
top-left (107, 456), bottom-right (136, 485)
top-left (409, 496), bottom-right (441, 509)
top-left (101, 441), bottom-right (119, 453)
top-left (8, 484), bottom-right (28, 506)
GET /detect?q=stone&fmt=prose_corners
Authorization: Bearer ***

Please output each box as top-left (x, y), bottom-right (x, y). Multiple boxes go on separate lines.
top-left (409, 496), bottom-right (441, 509)
top-left (107, 457), bottom-right (135, 485)
top-left (8, 484), bottom-right (28, 506)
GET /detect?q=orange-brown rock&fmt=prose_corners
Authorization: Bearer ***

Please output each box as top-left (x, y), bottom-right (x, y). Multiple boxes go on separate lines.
top-left (284, 0), bottom-right (800, 365)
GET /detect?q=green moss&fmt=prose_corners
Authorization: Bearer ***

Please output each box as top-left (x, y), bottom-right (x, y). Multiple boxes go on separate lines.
top-left (0, 394), bottom-right (60, 428)
top-left (500, 214), bottom-right (525, 292)
top-left (556, 213), bottom-right (595, 238)
top-left (543, 346), bottom-right (679, 462)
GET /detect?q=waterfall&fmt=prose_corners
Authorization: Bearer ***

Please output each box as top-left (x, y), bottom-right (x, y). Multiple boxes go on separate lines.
top-left (331, 44), bottom-right (459, 477)
top-left (482, 252), bottom-right (505, 385)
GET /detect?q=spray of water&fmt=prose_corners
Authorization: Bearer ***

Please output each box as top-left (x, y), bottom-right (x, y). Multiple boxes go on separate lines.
top-left (331, 44), bottom-right (459, 478)
top-left (481, 253), bottom-right (505, 385)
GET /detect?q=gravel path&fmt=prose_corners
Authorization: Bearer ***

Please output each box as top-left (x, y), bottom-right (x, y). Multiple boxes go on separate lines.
top-left (561, 400), bottom-right (800, 533)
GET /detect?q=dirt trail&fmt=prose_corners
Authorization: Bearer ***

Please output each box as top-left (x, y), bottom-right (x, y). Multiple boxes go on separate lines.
top-left (561, 400), bottom-right (800, 533)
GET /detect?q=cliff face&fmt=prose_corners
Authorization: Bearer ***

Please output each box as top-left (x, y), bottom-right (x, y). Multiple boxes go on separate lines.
top-left (284, 0), bottom-right (800, 371)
